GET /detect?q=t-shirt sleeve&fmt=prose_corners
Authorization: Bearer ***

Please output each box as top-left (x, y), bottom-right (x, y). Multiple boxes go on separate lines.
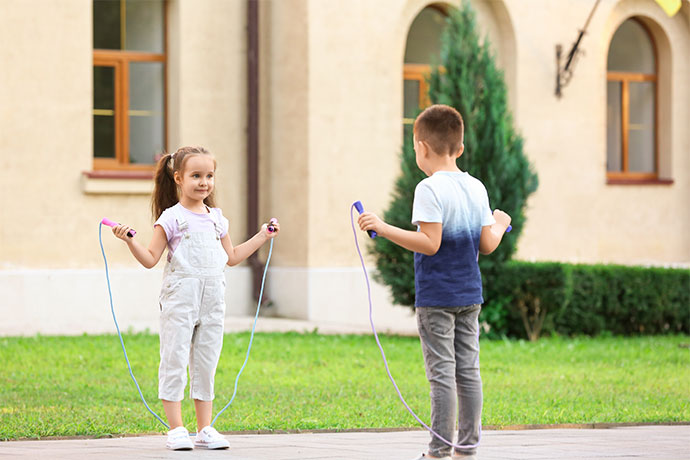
top-left (214, 208), bottom-right (229, 238)
top-left (480, 184), bottom-right (496, 227)
top-left (154, 208), bottom-right (176, 241)
top-left (411, 180), bottom-right (443, 226)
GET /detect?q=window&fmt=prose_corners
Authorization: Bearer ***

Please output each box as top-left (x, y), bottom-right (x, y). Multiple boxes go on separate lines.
top-left (93, 0), bottom-right (166, 171)
top-left (606, 18), bottom-right (657, 181)
top-left (403, 6), bottom-right (447, 139)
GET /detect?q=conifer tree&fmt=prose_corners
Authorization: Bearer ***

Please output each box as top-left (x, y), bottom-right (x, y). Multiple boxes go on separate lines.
top-left (371, 1), bottom-right (538, 315)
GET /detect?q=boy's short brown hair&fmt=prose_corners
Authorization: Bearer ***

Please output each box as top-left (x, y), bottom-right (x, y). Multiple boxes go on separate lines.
top-left (413, 104), bottom-right (464, 156)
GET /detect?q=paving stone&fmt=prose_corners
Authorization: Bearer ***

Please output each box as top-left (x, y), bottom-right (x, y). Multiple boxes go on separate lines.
top-left (1, 425), bottom-right (688, 460)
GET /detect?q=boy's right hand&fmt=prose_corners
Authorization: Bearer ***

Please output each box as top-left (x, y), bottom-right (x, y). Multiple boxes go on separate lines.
top-left (493, 209), bottom-right (512, 231)
top-left (358, 212), bottom-right (386, 237)
top-left (112, 224), bottom-right (135, 242)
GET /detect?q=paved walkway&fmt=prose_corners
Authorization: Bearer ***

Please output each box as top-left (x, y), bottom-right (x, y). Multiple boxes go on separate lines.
top-left (1, 425), bottom-right (688, 460)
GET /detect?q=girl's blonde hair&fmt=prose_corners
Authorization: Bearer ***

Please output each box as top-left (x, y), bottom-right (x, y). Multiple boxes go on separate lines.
top-left (151, 146), bottom-right (217, 220)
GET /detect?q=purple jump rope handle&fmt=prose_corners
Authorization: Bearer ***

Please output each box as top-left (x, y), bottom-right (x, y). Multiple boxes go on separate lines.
top-left (506, 225), bottom-right (512, 233)
top-left (267, 218), bottom-right (278, 233)
top-left (101, 218), bottom-right (136, 238)
top-left (353, 201), bottom-right (377, 239)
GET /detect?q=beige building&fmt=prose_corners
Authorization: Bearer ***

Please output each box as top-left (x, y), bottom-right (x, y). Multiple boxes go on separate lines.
top-left (1, 0), bottom-right (688, 336)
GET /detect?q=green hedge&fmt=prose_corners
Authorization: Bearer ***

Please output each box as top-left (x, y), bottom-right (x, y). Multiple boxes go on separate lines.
top-left (482, 262), bottom-right (690, 340)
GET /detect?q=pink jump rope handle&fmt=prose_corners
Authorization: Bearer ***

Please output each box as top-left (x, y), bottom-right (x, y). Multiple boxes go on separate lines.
top-left (101, 218), bottom-right (136, 238)
top-left (267, 218), bottom-right (278, 233)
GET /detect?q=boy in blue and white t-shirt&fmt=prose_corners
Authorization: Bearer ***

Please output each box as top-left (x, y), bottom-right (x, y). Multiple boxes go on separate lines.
top-left (358, 104), bottom-right (511, 460)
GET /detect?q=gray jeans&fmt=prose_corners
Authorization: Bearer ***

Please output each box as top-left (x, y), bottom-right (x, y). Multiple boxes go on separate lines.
top-left (416, 305), bottom-right (482, 457)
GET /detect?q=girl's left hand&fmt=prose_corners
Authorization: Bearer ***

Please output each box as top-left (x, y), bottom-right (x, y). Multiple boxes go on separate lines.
top-left (262, 220), bottom-right (280, 238)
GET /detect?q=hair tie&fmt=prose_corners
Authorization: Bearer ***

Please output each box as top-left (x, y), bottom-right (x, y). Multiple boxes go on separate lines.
top-left (168, 152), bottom-right (175, 170)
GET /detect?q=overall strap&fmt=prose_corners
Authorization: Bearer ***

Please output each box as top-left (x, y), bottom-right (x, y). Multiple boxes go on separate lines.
top-left (171, 204), bottom-right (189, 232)
top-left (206, 206), bottom-right (223, 238)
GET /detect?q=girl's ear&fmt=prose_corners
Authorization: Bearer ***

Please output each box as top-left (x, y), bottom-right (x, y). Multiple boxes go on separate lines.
top-left (173, 170), bottom-right (182, 185)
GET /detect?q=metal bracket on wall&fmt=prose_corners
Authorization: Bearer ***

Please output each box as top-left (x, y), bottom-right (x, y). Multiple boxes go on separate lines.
top-left (555, 0), bottom-right (601, 98)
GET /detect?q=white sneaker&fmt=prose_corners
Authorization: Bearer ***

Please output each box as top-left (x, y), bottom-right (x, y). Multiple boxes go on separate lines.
top-left (411, 454), bottom-right (452, 460)
top-left (195, 426), bottom-right (230, 449)
top-left (166, 426), bottom-right (193, 450)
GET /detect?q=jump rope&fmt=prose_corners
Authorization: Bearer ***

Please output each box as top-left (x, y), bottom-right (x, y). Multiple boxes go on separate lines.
top-left (98, 217), bottom-right (276, 432)
top-left (351, 200), bottom-right (505, 452)
top-left (101, 204), bottom-right (508, 450)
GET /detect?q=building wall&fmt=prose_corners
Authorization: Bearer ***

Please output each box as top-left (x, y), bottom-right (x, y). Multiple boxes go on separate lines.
top-left (0, 0), bottom-right (254, 335)
top-left (262, 0), bottom-right (689, 324)
top-left (508, 0), bottom-right (690, 265)
top-left (1, 0), bottom-right (688, 335)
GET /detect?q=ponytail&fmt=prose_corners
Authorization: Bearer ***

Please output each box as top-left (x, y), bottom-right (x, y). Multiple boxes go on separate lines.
top-left (151, 146), bottom-right (217, 220)
top-left (151, 152), bottom-right (178, 220)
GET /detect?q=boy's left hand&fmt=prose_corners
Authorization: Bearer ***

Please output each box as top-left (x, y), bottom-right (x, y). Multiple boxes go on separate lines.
top-left (358, 212), bottom-right (385, 237)
top-left (493, 209), bottom-right (512, 230)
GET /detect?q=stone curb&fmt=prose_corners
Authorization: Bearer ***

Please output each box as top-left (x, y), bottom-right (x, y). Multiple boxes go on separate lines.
top-left (5, 421), bottom-right (689, 442)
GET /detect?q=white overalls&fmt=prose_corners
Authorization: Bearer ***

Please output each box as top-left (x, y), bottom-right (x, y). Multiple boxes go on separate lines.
top-left (158, 206), bottom-right (229, 402)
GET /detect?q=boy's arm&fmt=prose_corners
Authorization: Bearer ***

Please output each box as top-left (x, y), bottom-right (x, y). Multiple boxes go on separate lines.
top-left (358, 212), bottom-right (442, 256)
top-left (479, 209), bottom-right (511, 255)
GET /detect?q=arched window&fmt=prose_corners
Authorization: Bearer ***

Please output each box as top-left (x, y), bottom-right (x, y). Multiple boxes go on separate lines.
top-left (606, 18), bottom-right (657, 181)
top-left (403, 5), bottom-right (447, 139)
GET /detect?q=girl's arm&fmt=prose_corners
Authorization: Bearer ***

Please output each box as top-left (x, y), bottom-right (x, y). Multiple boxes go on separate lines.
top-left (358, 212), bottom-right (442, 256)
top-left (221, 222), bottom-right (280, 267)
top-left (112, 224), bottom-right (168, 268)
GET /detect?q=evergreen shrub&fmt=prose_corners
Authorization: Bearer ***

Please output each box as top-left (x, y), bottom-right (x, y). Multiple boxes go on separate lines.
top-left (488, 262), bottom-right (690, 339)
top-left (371, 1), bottom-right (538, 307)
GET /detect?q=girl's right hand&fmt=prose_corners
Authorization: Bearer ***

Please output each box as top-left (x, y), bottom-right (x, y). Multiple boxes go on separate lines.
top-left (112, 224), bottom-right (135, 241)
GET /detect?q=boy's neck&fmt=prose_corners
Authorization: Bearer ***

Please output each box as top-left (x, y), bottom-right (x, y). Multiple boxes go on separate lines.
top-left (427, 155), bottom-right (462, 175)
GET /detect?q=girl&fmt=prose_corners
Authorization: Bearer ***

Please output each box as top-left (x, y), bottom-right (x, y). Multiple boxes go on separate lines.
top-left (111, 146), bottom-right (279, 450)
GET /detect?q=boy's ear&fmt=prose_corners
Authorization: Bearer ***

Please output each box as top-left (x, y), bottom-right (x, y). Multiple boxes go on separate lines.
top-left (418, 139), bottom-right (430, 157)
top-left (455, 143), bottom-right (465, 158)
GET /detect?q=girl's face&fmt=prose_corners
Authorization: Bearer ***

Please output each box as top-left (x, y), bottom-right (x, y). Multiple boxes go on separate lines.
top-left (174, 155), bottom-right (216, 202)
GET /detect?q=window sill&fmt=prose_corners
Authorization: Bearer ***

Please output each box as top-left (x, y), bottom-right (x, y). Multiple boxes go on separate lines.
top-left (606, 177), bottom-right (674, 186)
top-left (82, 170), bottom-right (154, 195)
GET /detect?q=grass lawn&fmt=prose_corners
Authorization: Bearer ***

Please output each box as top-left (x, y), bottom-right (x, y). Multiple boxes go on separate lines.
top-left (1, 332), bottom-right (688, 440)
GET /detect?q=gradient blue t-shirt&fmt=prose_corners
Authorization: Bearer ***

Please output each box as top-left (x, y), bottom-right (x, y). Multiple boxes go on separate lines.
top-left (411, 171), bottom-right (495, 307)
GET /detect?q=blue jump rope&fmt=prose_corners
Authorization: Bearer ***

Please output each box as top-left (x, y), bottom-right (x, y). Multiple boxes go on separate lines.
top-left (102, 205), bottom-right (500, 450)
top-left (98, 220), bottom-right (274, 431)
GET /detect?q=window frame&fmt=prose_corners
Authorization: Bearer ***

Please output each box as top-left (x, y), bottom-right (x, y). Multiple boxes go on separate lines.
top-left (403, 4), bottom-right (449, 131)
top-left (606, 18), bottom-right (659, 183)
top-left (92, 1), bottom-right (167, 172)
top-left (403, 64), bottom-right (433, 128)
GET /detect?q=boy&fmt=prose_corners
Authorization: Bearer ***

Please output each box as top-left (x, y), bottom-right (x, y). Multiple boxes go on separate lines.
top-left (358, 104), bottom-right (511, 460)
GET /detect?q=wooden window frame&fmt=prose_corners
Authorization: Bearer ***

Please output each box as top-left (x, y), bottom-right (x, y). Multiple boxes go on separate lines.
top-left (606, 19), bottom-right (659, 184)
top-left (403, 64), bottom-right (433, 128)
top-left (403, 5), bottom-right (449, 130)
top-left (92, 2), bottom-right (167, 173)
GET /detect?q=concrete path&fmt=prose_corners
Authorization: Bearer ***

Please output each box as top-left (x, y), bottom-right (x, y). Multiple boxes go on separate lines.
top-left (1, 425), bottom-right (688, 460)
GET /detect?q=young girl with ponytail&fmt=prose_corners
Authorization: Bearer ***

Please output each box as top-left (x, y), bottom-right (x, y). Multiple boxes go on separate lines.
top-left (110, 146), bottom-right (279, 450)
